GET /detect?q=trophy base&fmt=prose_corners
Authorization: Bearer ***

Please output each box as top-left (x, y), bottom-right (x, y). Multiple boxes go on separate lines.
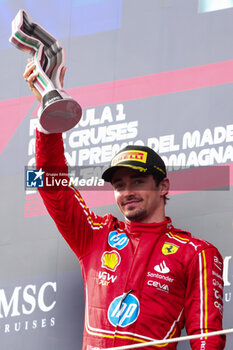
top-left (40, 99), bottom-right (82, 133)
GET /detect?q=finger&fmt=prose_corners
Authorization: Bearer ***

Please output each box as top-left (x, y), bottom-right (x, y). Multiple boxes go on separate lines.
top-left (23, 63), bottom-right (35, 79)
top-left (25, 59), bottom-right (35, 69)
top-left (60, 66), bottom-right (66, 88)
top-left (27, 72), bottom-right (39, 88)
top-left (23, 63), bottom-right (36, 80)
top-left (27, 60), bottom-right (35, 68)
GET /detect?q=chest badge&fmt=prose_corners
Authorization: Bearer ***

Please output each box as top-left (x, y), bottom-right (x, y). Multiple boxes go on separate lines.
top-left (108, 230), bottom-right (129, 250)
top-left (101, 251), bottom-right (121, 271)
top-left (162, 243), bottom-right (179, 255)
top-left (154, 260), bottom-right (170, 274)
top-left (108, 294), bottom-right (140, 327)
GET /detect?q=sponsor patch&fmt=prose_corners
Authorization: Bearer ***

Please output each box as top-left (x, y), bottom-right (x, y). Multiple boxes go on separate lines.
top-left (214, 256), bottom-right (223, 271)
top-left (162, 243), bottom-right (179, 255)
top-left (101, 251), bottom-right (121, 271)
top-left (108, 294), bottom-right (140, 327)
top-left (154, 260), bottom-right (170, 274)
top-left (108, 231), bottom-right (129, 250)
top-left (147, 280), bottom-right (169, 293)
top-left (147, 271), bottom-right (174, 283)
top-left (98, 271), bottom-right (117, 286)
top-left (111, 150), bottom-right (147, 166)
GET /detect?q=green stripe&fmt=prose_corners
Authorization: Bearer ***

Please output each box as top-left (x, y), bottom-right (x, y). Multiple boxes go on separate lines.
top-left (37, 74), bottom-right (48, 88)
top-left (15, 32), bottom-right (39, 50)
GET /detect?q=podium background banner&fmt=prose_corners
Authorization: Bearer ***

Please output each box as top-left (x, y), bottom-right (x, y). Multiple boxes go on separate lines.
top-left (0, 0), bottom-right (232, 348)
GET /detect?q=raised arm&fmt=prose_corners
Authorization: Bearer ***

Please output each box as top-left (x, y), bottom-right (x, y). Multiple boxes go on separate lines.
top-left (24, 60), bottom-right (109, 259)
top-left (35, 129), bottom-right (109, 259)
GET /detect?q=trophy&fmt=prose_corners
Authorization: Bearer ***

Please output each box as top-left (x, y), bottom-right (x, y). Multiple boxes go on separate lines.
top-left (9, 9), bottom-right (82, 133)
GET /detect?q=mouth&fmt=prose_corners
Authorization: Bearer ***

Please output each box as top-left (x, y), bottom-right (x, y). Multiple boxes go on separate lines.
top-left (122, 199), bottom-right (142, 208)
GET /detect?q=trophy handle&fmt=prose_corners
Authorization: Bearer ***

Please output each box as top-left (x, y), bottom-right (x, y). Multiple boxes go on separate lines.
top-left (9, 9), bottom-right (82, 133)
top-left (21, 10), bottom-right (64, 89)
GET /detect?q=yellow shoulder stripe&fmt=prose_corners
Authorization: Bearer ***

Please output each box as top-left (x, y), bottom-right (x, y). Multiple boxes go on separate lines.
top-left (169, 232), bottom-right (190, 241)
top-left (72, 187), bottom-right (108, 227)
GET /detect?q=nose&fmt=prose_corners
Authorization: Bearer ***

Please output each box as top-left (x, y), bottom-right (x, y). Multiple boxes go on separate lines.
top-left (121, 184), bottom-right (137, 198)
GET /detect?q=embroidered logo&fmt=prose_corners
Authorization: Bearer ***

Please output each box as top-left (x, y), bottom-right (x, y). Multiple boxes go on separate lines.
top-left (154, 260), bottom-right (170, 274)
top-left (162, 243), bottom-right (179, 255)
top-left (111, 150), bottom-right (147, 166)
top-left (101, 251), bottom-right (121, 271)
top-left (108, 294), bottom-right (140, 327)
top-left (108, 231), bottom-right (129, 250)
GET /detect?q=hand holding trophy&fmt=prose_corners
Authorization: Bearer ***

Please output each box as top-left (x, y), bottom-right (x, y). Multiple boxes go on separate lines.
top-left (9, 9), bottom-right (82, 133)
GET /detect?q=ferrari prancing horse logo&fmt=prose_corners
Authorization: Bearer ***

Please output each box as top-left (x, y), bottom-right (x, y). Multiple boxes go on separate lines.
top-left (162, 243), bottom-right (179, 255)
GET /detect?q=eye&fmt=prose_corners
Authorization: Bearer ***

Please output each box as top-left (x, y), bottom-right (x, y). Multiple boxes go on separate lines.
top-left (133, 179), bottom-right (144, 186)
top-left (113, 182), bottom-right (125, 191)
top-left (135, 179), bottom-right (144, 184)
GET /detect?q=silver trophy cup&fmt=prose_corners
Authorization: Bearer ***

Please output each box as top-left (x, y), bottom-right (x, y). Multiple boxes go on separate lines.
top-left (9, 9), bottom-right (82, 133)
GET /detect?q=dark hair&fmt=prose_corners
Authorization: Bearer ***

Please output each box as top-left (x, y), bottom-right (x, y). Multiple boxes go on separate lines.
top-left (152, 175), bottom-right (169, 205)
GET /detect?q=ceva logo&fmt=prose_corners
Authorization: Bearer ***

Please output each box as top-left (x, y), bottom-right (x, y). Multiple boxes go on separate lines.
top-left (108, 294), bottom-right (140, 327)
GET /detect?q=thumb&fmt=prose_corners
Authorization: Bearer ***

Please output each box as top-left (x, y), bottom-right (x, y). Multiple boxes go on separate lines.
top-left (60, 66), bottom-right (66, 88)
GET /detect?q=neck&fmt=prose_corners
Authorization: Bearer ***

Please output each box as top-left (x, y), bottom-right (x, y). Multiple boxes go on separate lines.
top-left (125, 216), bottom-right (172, 234)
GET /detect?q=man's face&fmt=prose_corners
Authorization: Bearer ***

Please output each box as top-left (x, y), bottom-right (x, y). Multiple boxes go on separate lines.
top-left (111, 168), bottom-right (169, 223)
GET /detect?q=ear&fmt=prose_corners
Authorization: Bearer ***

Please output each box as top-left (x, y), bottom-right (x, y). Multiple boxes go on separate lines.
top-left (159, 177), bottom-right (170, 197)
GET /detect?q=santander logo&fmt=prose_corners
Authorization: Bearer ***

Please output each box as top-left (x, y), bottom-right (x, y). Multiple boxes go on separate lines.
top-left (154, 261), bottom-right (170, 274)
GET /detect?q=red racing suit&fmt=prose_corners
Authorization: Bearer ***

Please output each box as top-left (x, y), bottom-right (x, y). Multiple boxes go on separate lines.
top-left (36, 130), bottom-right (226, 350)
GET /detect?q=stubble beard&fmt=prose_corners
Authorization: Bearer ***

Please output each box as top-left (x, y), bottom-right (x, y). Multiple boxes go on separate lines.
top-left (124, 207), bottom-right (147, 222)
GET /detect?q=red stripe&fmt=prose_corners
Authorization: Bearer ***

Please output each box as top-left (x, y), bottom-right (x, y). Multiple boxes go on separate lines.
top-left (2, 60), bottom-right (233, 154)
top-left (11, 36), bottom-right (36, 54)
top-left (82, 163), bottom-right (233, 207)
top-left (24, 163), bottom-right (233, 216)
top-left (69, 60), bottom-right (233, 108)
top-left (35, 77), bottom-right (45, 91)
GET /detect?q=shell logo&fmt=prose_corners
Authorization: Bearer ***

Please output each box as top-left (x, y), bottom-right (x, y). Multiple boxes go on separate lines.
top-left (101, 251), bottom-right (121, 271)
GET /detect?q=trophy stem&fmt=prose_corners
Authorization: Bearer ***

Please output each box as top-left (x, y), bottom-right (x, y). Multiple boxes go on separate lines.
top-left (9, 9), bottom-right (82, 133)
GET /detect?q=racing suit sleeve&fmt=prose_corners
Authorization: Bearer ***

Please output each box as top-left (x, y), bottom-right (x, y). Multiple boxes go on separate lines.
top-left (184, 247), bottom-right (226, 349)
top-left (35, 129), bottom-right (109, 259)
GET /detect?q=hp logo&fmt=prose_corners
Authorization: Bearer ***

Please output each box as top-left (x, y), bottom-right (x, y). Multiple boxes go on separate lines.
top-left (108, 231), bottom-right (129, 250)
top-left (108, 294), bottom-right (140, 327)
